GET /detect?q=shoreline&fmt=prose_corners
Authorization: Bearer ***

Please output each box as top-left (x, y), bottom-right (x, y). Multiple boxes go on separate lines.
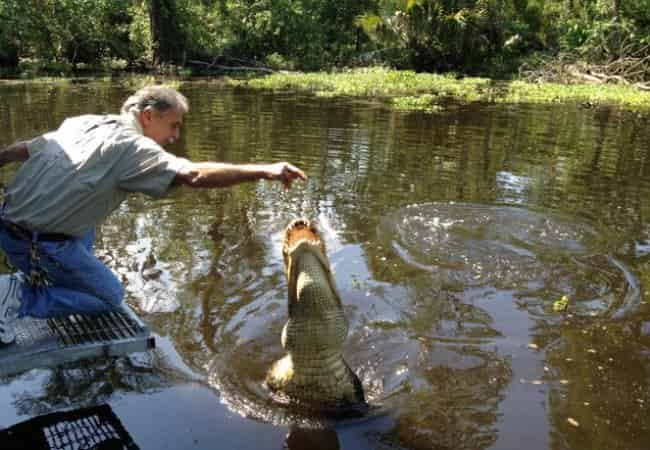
top-left (2, 67), bottom-right (648, 112)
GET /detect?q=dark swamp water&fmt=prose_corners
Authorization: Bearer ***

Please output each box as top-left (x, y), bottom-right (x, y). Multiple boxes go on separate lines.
top-left (1, 80), bottom-right (650, 450)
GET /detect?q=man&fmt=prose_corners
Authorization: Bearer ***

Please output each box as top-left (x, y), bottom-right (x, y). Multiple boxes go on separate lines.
top-left (0, 85), bottom-right (307, 345)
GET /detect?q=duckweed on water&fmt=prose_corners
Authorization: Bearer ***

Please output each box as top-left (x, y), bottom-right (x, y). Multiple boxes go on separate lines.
top-left (499, 80), bottom-right (650, 109)
top-left (237, 67), bottom-right (650, 112)
top-left (553, 295), bottom-right (570, 312)
top-left (242, 68), bottom-right (489, 105)
top-left (392, 95), bottom-right (444, 113)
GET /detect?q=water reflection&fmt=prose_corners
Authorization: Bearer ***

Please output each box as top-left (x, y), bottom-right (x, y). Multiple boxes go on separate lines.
top-left (201, 209), bottom-right (514, 448)
top-left (377, 203), bottom-right (639, 319)
top-left (7, 354), bottom-right (169, 417)
top-left (2, 82), bottom-right (650, 449)
top-left (285, 427), bottom-right (340, 450)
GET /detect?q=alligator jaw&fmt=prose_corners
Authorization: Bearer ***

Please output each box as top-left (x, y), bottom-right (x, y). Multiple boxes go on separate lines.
top-left (282, 218), bottom-right (325, 273)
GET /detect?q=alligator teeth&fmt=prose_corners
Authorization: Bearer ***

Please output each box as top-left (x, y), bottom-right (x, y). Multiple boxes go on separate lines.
top-left (284, 218), bottom-right (325, 256)
top-left (287, 218), bottom-right (311, 230)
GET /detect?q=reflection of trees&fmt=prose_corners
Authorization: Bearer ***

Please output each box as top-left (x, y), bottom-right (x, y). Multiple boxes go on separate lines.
top-left (343, 239), bottom-right (511, 449)
top-left (10, 356), bottom-right (169, 417)
top-left (405, 286), bottom-right (501, 340)
top-left (348, 277), bottom-right (511, 449)
top-left (285, 426), bottom-right (340, 450)
top-left (324, 103), bottom-right (650, 254)
top-left (382, 356), bottom-right (510, 450)
top-left (197, 191), bottom-right (273, 356)
top-left (6, 83), bottom-right (650, 250)
top-left (541, 320), bottom-right (650, 450)
top-left (178, 93), bottom-right (650, 448)
top-left (104, 184), bottom-right (280, 374)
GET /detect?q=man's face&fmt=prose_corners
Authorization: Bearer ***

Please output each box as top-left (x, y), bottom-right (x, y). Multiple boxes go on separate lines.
top-left (140, 107), bottom-right (184, 146)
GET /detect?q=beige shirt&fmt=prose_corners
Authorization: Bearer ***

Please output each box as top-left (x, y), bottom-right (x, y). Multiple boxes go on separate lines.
top-left (3, 113), bottom-right (191, 237)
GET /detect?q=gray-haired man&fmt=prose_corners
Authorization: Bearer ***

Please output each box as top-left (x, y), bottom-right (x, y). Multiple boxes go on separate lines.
top-left (0, 85), bottom-right (307, 345)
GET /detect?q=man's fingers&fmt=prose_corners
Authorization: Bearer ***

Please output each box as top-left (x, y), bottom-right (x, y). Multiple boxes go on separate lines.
top-left (281, 168), bottom-right (294, 191)
top-left (278, 164), bottom-right (307, 191)
top-left (267, 162), bottom-right (307, 191)
top-left (287, 164), bottom-right (307, 181)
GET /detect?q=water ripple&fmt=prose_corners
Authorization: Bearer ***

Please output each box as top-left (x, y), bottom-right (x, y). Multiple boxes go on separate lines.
top-left (378, 203), bottom-right (640, 320)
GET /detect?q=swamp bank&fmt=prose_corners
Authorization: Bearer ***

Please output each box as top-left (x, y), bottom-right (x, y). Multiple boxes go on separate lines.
top-left (3, 67), bottom-right (650, 114)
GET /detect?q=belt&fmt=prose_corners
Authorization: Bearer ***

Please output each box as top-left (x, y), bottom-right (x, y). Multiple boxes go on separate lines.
top-left (0, 219), bottom-right (71, 242)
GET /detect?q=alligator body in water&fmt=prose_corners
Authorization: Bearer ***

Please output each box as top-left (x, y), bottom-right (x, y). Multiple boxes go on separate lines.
top-left (266, 218), bottom-right (367, 416)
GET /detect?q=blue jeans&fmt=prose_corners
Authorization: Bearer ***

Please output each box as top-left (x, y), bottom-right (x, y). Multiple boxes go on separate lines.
top-left (0, 223), bottom-right (124, 318)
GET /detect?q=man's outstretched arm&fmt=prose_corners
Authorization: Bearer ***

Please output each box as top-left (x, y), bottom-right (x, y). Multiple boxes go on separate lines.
top-left (174, 161), bottom-right (307, 190)
top-left (0, 141), bottom-right (30, 167)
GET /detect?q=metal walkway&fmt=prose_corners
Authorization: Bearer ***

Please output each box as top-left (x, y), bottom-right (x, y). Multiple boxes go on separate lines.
top-left (0, 305), bottom-right (155, 377)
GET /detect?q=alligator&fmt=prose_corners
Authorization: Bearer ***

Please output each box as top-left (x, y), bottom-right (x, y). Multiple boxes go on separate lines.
top-left (265, 218), bottom-right (367, 416)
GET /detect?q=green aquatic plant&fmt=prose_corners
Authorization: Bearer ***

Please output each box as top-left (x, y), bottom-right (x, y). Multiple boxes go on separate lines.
top-left (237, 68), bottom-right (650, 112)
top-left (498, 81), bottom-right (650, 110)
top-left (244, 68), bottom-right (489, 102)
top-left (553, 295), bottom-right (570, 312)
top-left (392, 94), bottom-right (444, 113)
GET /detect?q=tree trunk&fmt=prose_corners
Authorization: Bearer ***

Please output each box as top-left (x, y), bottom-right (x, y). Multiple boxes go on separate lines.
top-left (148, 0), bottom-right (184, 65)
top-left (0, 42), bottom-right (19, 68)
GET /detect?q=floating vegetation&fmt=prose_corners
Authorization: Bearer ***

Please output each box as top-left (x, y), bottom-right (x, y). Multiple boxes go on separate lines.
top-left (553, 295), bottom-right (570, 312)
top-left (235, 67), bottom-right (650, 112)
top-left (391, 94), bottom-right (443, 113)
top-left (497, 80), bottom-right (650, 110)
top-left (239, 68), bottom-right (489, 110)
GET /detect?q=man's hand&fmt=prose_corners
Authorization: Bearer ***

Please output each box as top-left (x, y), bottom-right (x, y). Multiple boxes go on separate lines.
top-left (265, 162), bottom-right (308, 191)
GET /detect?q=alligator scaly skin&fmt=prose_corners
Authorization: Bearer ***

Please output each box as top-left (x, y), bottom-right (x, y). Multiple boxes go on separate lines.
top-left (266, 219), bottom-right (366, 414)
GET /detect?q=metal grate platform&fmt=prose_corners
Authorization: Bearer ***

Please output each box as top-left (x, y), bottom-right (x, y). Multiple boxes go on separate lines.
top-left (0, 305), bottom-right (155, 377)
top-left (0, 403), bottom-right (139, 450)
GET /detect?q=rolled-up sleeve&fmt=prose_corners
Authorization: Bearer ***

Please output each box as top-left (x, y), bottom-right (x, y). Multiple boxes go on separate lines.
top-left (25, 133), bottom-right (54, 157)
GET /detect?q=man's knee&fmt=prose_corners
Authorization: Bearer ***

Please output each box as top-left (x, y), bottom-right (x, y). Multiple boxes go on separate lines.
top-left (103, 278), bottom-right (125, 308)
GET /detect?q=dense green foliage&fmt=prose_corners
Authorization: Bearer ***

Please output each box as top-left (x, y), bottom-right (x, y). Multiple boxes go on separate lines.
top-left (1, 0), bottom-right (649, 78)
top-left (0, 0), bottom-right (140, 73)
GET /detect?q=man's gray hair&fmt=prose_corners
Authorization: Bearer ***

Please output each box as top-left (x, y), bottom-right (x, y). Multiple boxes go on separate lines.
top-left (121, 85), bottom-right (189, 115)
